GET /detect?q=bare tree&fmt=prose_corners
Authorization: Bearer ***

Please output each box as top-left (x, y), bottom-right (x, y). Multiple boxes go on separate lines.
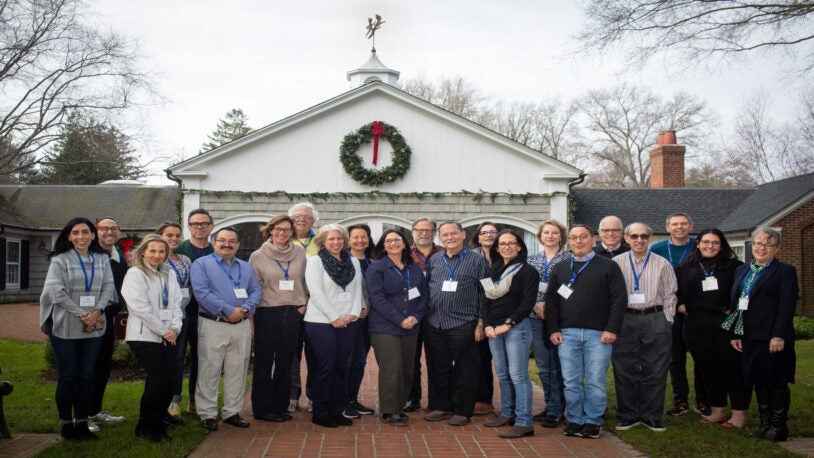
top-left (535, 98), bottom-right (582, 164)
top-left (401, 75), bottom-right (489, 122)
top-left (577, 84), bottom-right (708, 187)
top-left (578, 0), bottom-right (814, 74)
top-left (0, 0), bottom-right (154, 178)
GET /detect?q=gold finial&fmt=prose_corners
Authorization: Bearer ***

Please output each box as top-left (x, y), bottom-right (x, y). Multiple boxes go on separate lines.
top-left (366, 14), bottom-right (385, 50)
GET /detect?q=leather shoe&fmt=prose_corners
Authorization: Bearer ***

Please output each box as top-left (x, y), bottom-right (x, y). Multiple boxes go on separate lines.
top-left (403, 400), bottom-right (419, 412)
top-left (473, 402), bottom-right (493, 415)
top-left (223, 414), bottom-right (250, 428)
top-left (254, 413), bottom-right (285, 422)
top-left (201, 418), bottom-right (218, 431)
top-left (448, 415), bottom-right (471, 426)
top-left (484, 416), bottom-right (515, 427)
top-left (499, 425), bottom-right (535, 438)
top-left (423, 410), bottom-right (452, 422)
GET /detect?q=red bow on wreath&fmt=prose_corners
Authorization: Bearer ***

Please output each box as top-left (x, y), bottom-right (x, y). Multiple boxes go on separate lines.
top-left (119, 239), bottom-right (135, 258)
top-left (370, 121), bottom-right (385, 165)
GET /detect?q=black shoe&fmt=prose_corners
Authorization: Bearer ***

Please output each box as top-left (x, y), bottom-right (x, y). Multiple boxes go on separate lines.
top-left (223, 414), bottom-right (250, 428)
top-left (334, 415), bottom-right (353, 426)
top-left (695, 402), bottom-right (712, 417)
top-left (282, 413), bottom-right (293, 421)
top-left (539, 414), bottom-right (562, 428)
top-left (615, 419), bottom-right (640, 431)
top-left (74, 421), bottom-right (99, 441)
top-left (579, 423), bottom-right (601, 438)
top-left (532, 411), bottom-right (547, 422)
top-left (563, 422), bottom-right (583, 436)
top-left (163, 413), bottom-right (185, 426)
top-left (383, 414), bottom-right (408, 426)
top-left (312, 415), bottom-right (338, 428)
top-left (403, 400), bottom-right (419, 412)
top-left (201, 418), bottom-right (218, 431)
top-left (641, 419), bottom-right (666, 432)
top-left (665, 400), bottom-right (688, 416)
top-left (60, 422), bottom-right (81, 442)
top-left (350, 401), bottom-right (375, 415)
top-left (342, 406), bottom-right (361, 419)
top-left (254, 413), bottom-right (285, 422)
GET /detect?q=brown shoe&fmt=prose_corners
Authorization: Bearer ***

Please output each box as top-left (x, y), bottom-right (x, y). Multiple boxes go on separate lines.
top-left (484, 416), bottom-right (514, 427)
top-left (448, 415), bottom-right (471, 426)
top-left (498, 425), bottom-right (535, 438)
top-left (473, 402), bottom-right (493, 415)
top-left (423, 410), bottom-right (452, 422)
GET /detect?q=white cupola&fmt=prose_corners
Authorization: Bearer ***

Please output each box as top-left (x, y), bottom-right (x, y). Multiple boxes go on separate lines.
top-left (347, 47), bottom-right (400, 87)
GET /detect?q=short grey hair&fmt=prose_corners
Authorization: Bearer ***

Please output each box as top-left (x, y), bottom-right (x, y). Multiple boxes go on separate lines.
top-left (624, 222), bottom-right (653, 236)
top-left (412, 217), bottom-right (437, 231)
top-left (288, 202), bottom-right (319, 223)
top-left (314, 223), bottom-right (348, 249)
top-left (598, 215), bottom-right (623, 230)
top-left (752, 227), bottom-right (782, 246)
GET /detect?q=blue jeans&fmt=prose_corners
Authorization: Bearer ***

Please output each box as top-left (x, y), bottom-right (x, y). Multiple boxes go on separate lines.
top-left (345, 318), bottom-right (370, 405)
top-left (49, 334), bottom-right (103, 421)
top-left (530, 317), bottom-right (565, 417)
top-left (557, 328), bottom-right (612, 426)
top-left (304, 320), bottom-right (360, 418)
top-left (489, 319), bottom-right (534, 426)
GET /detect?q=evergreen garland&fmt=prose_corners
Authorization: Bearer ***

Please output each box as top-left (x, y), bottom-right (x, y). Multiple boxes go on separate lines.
top-left (339, 121), bottom-right (411, 186)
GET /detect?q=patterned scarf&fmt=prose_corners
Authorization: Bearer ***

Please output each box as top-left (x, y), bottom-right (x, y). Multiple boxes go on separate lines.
top-left (318, 248), bottom-right (356, 289)
top-left (721, 261), bottom-right (770, 336)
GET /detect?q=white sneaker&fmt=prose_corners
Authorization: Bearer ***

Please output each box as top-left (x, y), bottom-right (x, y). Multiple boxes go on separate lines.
top-left (87, 419), bottom-right (101, 432)
top-left (91, 411), bottom-right (125, 423)
top-left (168, 402), bottom-right (181, 418)
top-left (288, 399), bottom-right (298, 413)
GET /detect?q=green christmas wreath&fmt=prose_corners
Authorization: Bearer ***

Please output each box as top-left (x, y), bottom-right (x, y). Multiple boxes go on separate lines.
top-left (339, 121), bottom-right (411, 186)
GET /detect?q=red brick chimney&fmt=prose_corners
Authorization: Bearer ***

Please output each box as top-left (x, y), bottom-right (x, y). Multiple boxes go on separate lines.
top-left (649, 130), bottom-right (685, 188)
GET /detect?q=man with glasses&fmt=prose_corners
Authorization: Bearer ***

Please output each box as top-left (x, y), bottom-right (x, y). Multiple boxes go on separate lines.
top-left (547, 225), bottom-right (627, 439)
top-left (650, 213), bottom-right (708, 417)
top-left (594, 216), bottom-right (630, 258)
top-left (173, 208), bottom-right (215, 415)
top-left (612, 223), bottom-right (677, 432)
top-left (422, 222), bottom-right (489, 426)
top-left (404, 217), bottom-right (445, 412)
top-left (288, 202), bottom-right (319, 257)
top-left (87, 217), bottom-right (128, 431)
top-left (192, 227), bottom-right (261, 431)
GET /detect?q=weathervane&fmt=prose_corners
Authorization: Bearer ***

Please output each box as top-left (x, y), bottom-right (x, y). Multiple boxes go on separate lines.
top-left (366, 14), bottom-right (385, 51)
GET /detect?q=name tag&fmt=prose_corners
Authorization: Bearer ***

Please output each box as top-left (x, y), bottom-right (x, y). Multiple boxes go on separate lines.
top-left (539, 281), bottom-right (548, 294)
top-left (79, 296), bottom-right (95, 308)
top-left (338, 291), bottom-right (352, 306)
top-left (738, 297), bottom-right (749, 311)
top-left (442, 280), bottom-right (458, 292)
top-left (408, 287), bottom-right (420, 300)
top-left (180, 288), bottom-right (190, 299)
top-left (629, 293), bottom-right (646, 304)
top-left (557, 284), bottom-right (573, 299)
top-left (279, 280), bottom-right (295, 291)
top-left (701, 277), bottom-right (719, 291)
top-left (480, 278), bottom-right (496, 291)
top-left (234, 288), bottom-right (248, 299)
top-left (159, 309), bottom-right (172, 321)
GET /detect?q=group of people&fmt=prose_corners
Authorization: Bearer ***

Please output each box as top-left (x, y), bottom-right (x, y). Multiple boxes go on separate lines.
top-left (39, 205), bottom-right (799, 443)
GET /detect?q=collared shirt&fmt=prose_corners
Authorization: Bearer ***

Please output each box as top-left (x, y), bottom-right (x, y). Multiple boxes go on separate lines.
top-left (191, 253), bottom-right (261, 317)
top-left (594, 242), bottom-right (630, 258)
top-left (613, 251), bottom-right (678, 323)
top-left (527, 248), bottom-right (570, 302)
top-left (426, 248), bottom-right (488, 330)
top-left (410, 244), bottom-right (445, 273)
top-left (650, 237), bottom-right (695, 268)
top-left (294, 229), bottom-right (319, 257)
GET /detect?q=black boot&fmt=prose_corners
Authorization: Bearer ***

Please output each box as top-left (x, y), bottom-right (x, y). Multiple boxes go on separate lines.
top-left (74, 420), bottom-right (99, 441)
top-left (60, 422), bottom-right (80, 442)
top-left (764, 387), bottom-right (790, 442)
top-left (747, 385), bottom-right (771, 439)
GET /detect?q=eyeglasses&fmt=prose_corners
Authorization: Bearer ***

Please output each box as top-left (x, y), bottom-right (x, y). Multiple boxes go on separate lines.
top-left (413, 228), bottom-right (434, 234)
top-left (753, 242), bottom-right (778, 249)
top-left (628, 234), bottom-right (650, 240)
top-left (498, 241), bottom-right (518, 248)
top-left (568, 234), bottom-right (591, 241)
top-left (293, 214), bottom-right (313, 221)
top-left (480, 230), bottom-right (498, 236)
top-left (384, 238), bottom-right (403, 244)
top-left (600, 228), bottom-right (622, 234)
top-left (97, 227), bottom-right (119, 233)
top-left (272, 227), bottom-right (292, 233)
top-left (699, 240), bottom-right (721, 246)
top-left (189, 222), bottom-right (212, 228)
top-left (215, 239), bottom-right (238, 245)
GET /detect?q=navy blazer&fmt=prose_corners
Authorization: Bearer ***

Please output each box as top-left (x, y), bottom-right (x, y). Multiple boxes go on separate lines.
top-left (729, 259), bottom-right (798, 341)
top-left (366, 257), bottom-right (428, 336)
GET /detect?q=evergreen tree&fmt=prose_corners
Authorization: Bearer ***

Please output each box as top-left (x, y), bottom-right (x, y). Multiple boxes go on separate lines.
top-left (200, 108), bottom-right (252, 153)
top-left (38, 112), bottom-right (144, 184)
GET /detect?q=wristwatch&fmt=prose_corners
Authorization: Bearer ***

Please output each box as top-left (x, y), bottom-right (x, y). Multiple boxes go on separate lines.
top-left (503, 318), bottom-right (516, 328)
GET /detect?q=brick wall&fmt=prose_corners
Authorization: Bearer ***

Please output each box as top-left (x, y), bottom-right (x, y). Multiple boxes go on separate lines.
top-left (649, 145), bottom-right (686, 188)
top-left (774, 198), bottom-right (814, 317)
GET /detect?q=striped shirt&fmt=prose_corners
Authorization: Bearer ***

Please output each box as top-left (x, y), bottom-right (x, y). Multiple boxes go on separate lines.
top-left (426, 248), bottom-right (489, 330)
top-left (613, 251), bottom-right (678, 323)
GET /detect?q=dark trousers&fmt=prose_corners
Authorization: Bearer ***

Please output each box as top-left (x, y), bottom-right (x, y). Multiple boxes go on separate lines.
top-left (174, 301), bottom-right (199, 402)
top-left (684, 311), bottom-right (750, 410)
top-left (304, 321), bottom-right (360, 418)
top-left (424, 320), bottom-right (479, 417)
top-left (408, 331), bottom-right (426, 404)
top-left (370, 333), bottom-right (418, 415)
top-left (90, 309), bottom-right (117, 415)
top-left (612, 312), bottom-right (672, 422)
top-left (252, 306), bottom-right (303, 416)
top-left (129, 340), bottom-right (177, 428)
top-left (669, 313), bottom-right (707, 404)
top-left (476, 338), bottom-right (494, 404)
top-left (49, 334), bottom-right (103, 421)
top-left (345, 318), bottom-right (370, 405)
top-left (290, 322), bottom-right (317, 402)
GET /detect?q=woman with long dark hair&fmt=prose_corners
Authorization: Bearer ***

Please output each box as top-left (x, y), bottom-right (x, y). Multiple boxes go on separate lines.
top-left (676, 229), bottom-right (747, 427)
top-left (40, 217), bottom-right (118, 441)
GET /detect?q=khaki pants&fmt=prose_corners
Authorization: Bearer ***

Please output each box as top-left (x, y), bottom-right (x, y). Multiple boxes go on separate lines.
top-left (195, 318), bottom-right (251, 420)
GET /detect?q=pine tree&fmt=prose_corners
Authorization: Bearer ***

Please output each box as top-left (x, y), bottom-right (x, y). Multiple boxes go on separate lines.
top-left (200, 108), bottom-right (252, 153)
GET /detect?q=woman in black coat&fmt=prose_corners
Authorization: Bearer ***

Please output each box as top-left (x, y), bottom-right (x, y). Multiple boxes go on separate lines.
top-left (725, 228), bottom-right (799, 442)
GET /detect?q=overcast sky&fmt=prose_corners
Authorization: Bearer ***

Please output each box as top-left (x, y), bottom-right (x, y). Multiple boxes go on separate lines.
top-left (92, 0), bottom-right (804, 184)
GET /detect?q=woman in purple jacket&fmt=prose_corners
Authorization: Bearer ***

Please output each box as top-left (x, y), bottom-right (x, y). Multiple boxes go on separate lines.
top-left (366, 228), bottom-right (428, 426)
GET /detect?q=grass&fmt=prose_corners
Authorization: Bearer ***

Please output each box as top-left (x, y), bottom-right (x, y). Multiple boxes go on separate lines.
top-left (530, 339), bottom-right (814, 457)
top-left (0, 337), bottom-right (207, 457)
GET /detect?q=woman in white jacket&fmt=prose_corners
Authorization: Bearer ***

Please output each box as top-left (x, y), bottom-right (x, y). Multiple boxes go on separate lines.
top-left (121, 234), bottom-right (183, 442)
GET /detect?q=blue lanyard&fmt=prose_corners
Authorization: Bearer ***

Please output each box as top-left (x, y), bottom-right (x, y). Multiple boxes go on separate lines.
top-left (359, 258), bottom-right (371, 275)
top-left (497, 262), bottom-right (522, 284)
top-left (391, 265), bottom-right (412, 289)
top-left (296, 233), bottom-right (314, 251)
top-left (412, 248), bottom-right (428, 266)
top-left (628, 252), bottom-right (651, 292)
top-left (667, 240), bottom-right (691, 266)
top-left (168, 259), bottom-right (189, 287)
top-left (540, 249), bottom-right (561, 281)
top-left (698, 262), bottom-right (714, 278)
top-left (73, 249), bottom-right (95, 292)
top-left (441, 249), bottom-right (467, 280)
top-left (567, 255), bottom-right (593, 287)
top-left (212, 254), bottom-right (242, 287)
top-left (161, 278), bottom-right (169, 308)
top-left (275, 259), bottom-right (291, 280)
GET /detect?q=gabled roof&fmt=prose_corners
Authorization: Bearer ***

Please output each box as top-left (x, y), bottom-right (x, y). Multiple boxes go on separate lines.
top-left (0, 185), bottom-right (178, 231)
top-left (719, 172), bottom-right (814, 231)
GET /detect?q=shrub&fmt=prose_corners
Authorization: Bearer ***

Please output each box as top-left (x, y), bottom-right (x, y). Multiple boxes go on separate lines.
top-left (794, 316), bottom-right (814, 340)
